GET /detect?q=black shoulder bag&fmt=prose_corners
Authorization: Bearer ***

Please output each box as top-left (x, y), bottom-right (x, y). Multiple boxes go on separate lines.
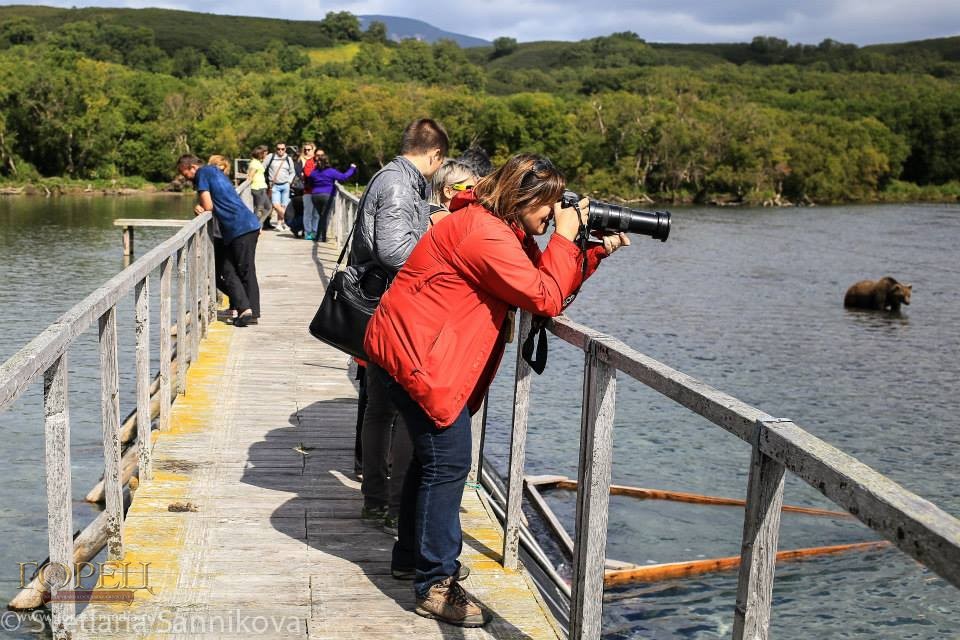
top-left (308, 186), bottom-right (389, 360)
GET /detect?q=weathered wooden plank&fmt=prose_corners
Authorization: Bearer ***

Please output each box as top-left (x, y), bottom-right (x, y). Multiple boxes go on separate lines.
top-left (176, 245), bottom-right (188, 394)
top-left (189, 233), bottom-right (200, 363)
top-left (206, 218), bottom-right (217, 320)
top-left (113, 218), bottom-right (190, 227)
top-left (569, 340), bottom-right (617, 640)
top-left (0, 214), bottom-right (209, 412)
top-left (733, 420), bottom-right (786, 640)
top-left (503, 310), bottom-right (533, 570)
top-left (121, 225), bottom-right (133, 256)
top-left (524, 478), bottom-right (574, 558)
top-left (42, 355), bottom-right (74, 639)
top-left (759, 419), bottom-right (960, 589)
top-left (159, 255), bottom-right (173, 431)
top-left (468, 394), bottom-right (487, 484)
top-left (199, 224), bottom-right (209, 338)
top-left (135, 277), bottom-right (152, 482)
top-left (98, 307), bottom-right (124, 560)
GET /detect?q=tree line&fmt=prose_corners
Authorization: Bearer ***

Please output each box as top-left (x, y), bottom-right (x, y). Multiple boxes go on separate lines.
top-left (0, 11), bottom-right (958, 204)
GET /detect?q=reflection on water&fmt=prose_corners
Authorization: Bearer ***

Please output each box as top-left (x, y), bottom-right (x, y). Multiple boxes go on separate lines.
top-left (0, 198), bottom-right (957, 638)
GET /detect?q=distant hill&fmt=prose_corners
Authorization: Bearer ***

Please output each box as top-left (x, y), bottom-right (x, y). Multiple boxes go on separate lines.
top-left (358, 15), bottom-right (490, 48)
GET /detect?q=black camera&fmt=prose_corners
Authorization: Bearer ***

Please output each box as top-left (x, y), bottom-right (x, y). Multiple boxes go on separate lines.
top-left (560, 190), bottom-right (670, 242)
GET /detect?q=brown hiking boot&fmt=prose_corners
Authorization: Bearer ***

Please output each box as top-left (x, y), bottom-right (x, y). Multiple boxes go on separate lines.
top-left (414, 577), bottom-right (491, 627)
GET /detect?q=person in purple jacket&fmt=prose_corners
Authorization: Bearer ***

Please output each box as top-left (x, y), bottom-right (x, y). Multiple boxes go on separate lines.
top-left (303, 151), bottom-right (357, 242)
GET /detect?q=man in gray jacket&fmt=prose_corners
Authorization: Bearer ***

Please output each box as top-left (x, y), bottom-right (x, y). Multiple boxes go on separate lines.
top-left (352, 119), bottom-right (448, 536)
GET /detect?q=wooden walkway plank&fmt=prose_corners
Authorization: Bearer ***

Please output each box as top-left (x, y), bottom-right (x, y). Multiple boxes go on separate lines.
top-left (69, 230), bottom-right (561, 640)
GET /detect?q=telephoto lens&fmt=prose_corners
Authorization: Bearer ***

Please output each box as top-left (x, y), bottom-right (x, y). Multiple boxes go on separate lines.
top-left (561, 190), bottom-right (671, 241)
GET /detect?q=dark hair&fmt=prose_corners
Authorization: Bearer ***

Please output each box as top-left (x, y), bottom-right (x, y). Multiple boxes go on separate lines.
top-left (176, 154), bottom-right (202, 170)
top-left (252, 145), bottom-right (268, 161)
top-left (456, 145), bottom-right (494, 177)
top-left (315, 154), bottom-right (331, 170)
top-left (400, 118), bottom-right (449, 157)
top-left (473, 153), bottom-right (564, 223)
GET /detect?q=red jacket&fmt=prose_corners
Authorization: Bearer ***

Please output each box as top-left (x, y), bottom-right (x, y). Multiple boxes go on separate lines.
top-left (363, 192), bottom-right (607, 427)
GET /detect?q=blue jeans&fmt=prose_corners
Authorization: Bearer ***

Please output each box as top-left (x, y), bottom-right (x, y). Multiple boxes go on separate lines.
top-left (270, 182), bottom-right (290, 207)
top-left (382, 370), bottom-right (471, 598)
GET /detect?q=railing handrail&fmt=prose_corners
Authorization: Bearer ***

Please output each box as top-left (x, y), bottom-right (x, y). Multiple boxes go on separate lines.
top-left (0, 213), bottom-right (212, 412)
top-left (503, 309), bottom-right (960, 640)
top-left (547, 314), bottom-right (960, 583)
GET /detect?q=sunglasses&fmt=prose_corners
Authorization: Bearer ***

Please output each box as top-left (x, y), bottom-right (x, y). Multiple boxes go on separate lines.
top-left (450, 182), bottom-right (474, 191)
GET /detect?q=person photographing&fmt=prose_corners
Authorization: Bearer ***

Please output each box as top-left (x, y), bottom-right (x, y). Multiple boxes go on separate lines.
top-left (362, 153), bottom-right (629, 627)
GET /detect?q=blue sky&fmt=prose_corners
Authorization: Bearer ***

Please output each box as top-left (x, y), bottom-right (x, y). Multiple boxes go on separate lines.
top-left (11, 0), bottom-right (960, 44)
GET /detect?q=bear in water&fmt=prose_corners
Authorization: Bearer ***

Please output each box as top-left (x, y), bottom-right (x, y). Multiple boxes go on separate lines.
top-left (844, 276), bottom-right (912, 312)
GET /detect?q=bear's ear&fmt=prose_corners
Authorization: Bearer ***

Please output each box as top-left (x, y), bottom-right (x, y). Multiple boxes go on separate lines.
top-left (906, 284), bottom-right (912, 290)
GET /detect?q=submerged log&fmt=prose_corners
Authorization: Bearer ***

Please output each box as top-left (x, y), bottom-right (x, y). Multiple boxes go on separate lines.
top-left (9, 488), bottom-right (133, 611)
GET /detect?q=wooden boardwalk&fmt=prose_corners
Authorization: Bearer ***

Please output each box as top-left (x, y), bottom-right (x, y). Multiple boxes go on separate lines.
top-left (70, 229), bottom-right (562, 639)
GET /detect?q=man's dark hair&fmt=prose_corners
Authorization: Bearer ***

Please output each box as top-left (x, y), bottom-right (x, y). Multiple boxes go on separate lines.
top-left (456, 145), bottom-right (494, 177)
top-left (400, 118), bottom-right (449, 157)
top-left (177, 154), bottom-right (202, 170)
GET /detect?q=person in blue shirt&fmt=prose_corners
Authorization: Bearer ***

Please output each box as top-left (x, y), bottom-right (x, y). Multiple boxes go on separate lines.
top-left (177, 154), bottom-right (262, 327)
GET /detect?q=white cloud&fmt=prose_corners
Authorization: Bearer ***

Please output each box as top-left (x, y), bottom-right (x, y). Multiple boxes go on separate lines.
top-left (16, 0), bottom-right (960, 45)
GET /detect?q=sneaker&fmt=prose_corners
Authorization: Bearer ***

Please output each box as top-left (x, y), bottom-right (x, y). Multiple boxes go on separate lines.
top-left (361, 505), bottom-right (387, 521)
top-left (382, 513), bottom-right (398, 537)
top-left (305, 232), bottom-right (316, 241)
top-left (393, 562), bottom-right (469, 582)
top-left (414, 577), bottom-right (490, 627)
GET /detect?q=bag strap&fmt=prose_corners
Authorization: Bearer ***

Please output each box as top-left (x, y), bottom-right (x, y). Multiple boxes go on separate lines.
top-left (332, 168), bottom-right (386, 271)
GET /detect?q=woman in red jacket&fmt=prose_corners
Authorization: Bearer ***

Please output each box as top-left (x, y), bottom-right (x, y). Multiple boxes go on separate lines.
top-left (363, 154), bottom-right (629, 627)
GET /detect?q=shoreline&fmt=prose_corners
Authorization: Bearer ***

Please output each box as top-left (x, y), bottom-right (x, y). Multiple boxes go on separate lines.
top-left (0, 182), bottom-right (957, 207)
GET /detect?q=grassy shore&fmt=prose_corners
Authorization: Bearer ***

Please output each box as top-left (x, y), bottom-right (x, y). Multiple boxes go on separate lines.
top-left (0, 176), bottom-right (180, 197)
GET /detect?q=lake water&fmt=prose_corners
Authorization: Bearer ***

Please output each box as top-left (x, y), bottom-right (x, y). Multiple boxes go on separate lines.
top-left (0, 196), bottom-right (957, 638)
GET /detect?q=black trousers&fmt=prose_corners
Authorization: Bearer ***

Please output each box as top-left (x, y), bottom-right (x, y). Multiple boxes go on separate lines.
top-left (222, 230), bottom-right (260, 316)
top-left (310, 193), bottom-right (333, 241)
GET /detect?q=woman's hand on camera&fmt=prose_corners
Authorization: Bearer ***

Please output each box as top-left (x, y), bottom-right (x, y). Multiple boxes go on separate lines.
top-left (553, 197), bottom-right (589, 242)
top-left (601, 231), bottom-right (630, 255)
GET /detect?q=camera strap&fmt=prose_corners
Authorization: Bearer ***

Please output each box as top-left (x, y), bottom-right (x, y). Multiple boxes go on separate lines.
top-left (520, 203), bottom-right (591, 376)
top-left (521, 316), bottom-right (549, 375)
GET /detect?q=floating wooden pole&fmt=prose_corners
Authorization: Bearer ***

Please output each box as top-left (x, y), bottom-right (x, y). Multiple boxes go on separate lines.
top-left (542, 477), bottom-right (851, 519)
top-left (603, 540), bottom-right (891, 587)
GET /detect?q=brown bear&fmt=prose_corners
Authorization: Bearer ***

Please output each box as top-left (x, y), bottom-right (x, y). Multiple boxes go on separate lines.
top-left (844, 276), bottom-right (912, 312)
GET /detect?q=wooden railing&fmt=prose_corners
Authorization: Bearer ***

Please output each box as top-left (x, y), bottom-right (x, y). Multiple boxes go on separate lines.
top-left (0, 214), bottom-right (216, 639)
top-left (502, 311), bottom-right (960, 639)
top-left (332, 184), bottom-right (360, 251)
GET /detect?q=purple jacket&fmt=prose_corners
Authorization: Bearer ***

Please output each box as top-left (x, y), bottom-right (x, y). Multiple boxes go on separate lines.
top-left (305, 165), bottom-right (356, 196)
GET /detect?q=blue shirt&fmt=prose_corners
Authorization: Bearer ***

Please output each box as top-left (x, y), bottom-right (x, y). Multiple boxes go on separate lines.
top-left (194, 165), bottom-right (260, 243)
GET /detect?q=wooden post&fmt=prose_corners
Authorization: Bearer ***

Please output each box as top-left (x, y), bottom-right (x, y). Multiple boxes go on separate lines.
top-left (122, 225), bottom-right (133, 256)
top-left (98, 306), bottom-right (124, 560)
top-left (159, 256), bottom-right (172, 431)
top-left (43, 355), bottom-right (74, 638)
top-left (176, 246), bottom-right (187, 394)
top-left (134, 276), bottom-right (152, 482)
top-left (206, 218), bottom-right (217, 319)
top-left (467, 394), bottom-right (487, 485)
top-left (190, 233), bottom-right (200, 363)
top-left (570, 340), bottom-right (617, 640)
top-left (199, 225), bottom-right (209, 338)
top-left (503, 311), bottom-right (533, 570)
top-left (733, 418), bottom-right (787, 640)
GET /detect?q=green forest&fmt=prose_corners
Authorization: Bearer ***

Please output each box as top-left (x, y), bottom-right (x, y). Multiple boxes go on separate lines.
top-left (1, 6), bottom-right (959, 204)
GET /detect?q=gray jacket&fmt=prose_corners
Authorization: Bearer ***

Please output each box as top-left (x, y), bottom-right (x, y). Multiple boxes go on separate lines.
top-left (350, 156), bottom-right (430, 275)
